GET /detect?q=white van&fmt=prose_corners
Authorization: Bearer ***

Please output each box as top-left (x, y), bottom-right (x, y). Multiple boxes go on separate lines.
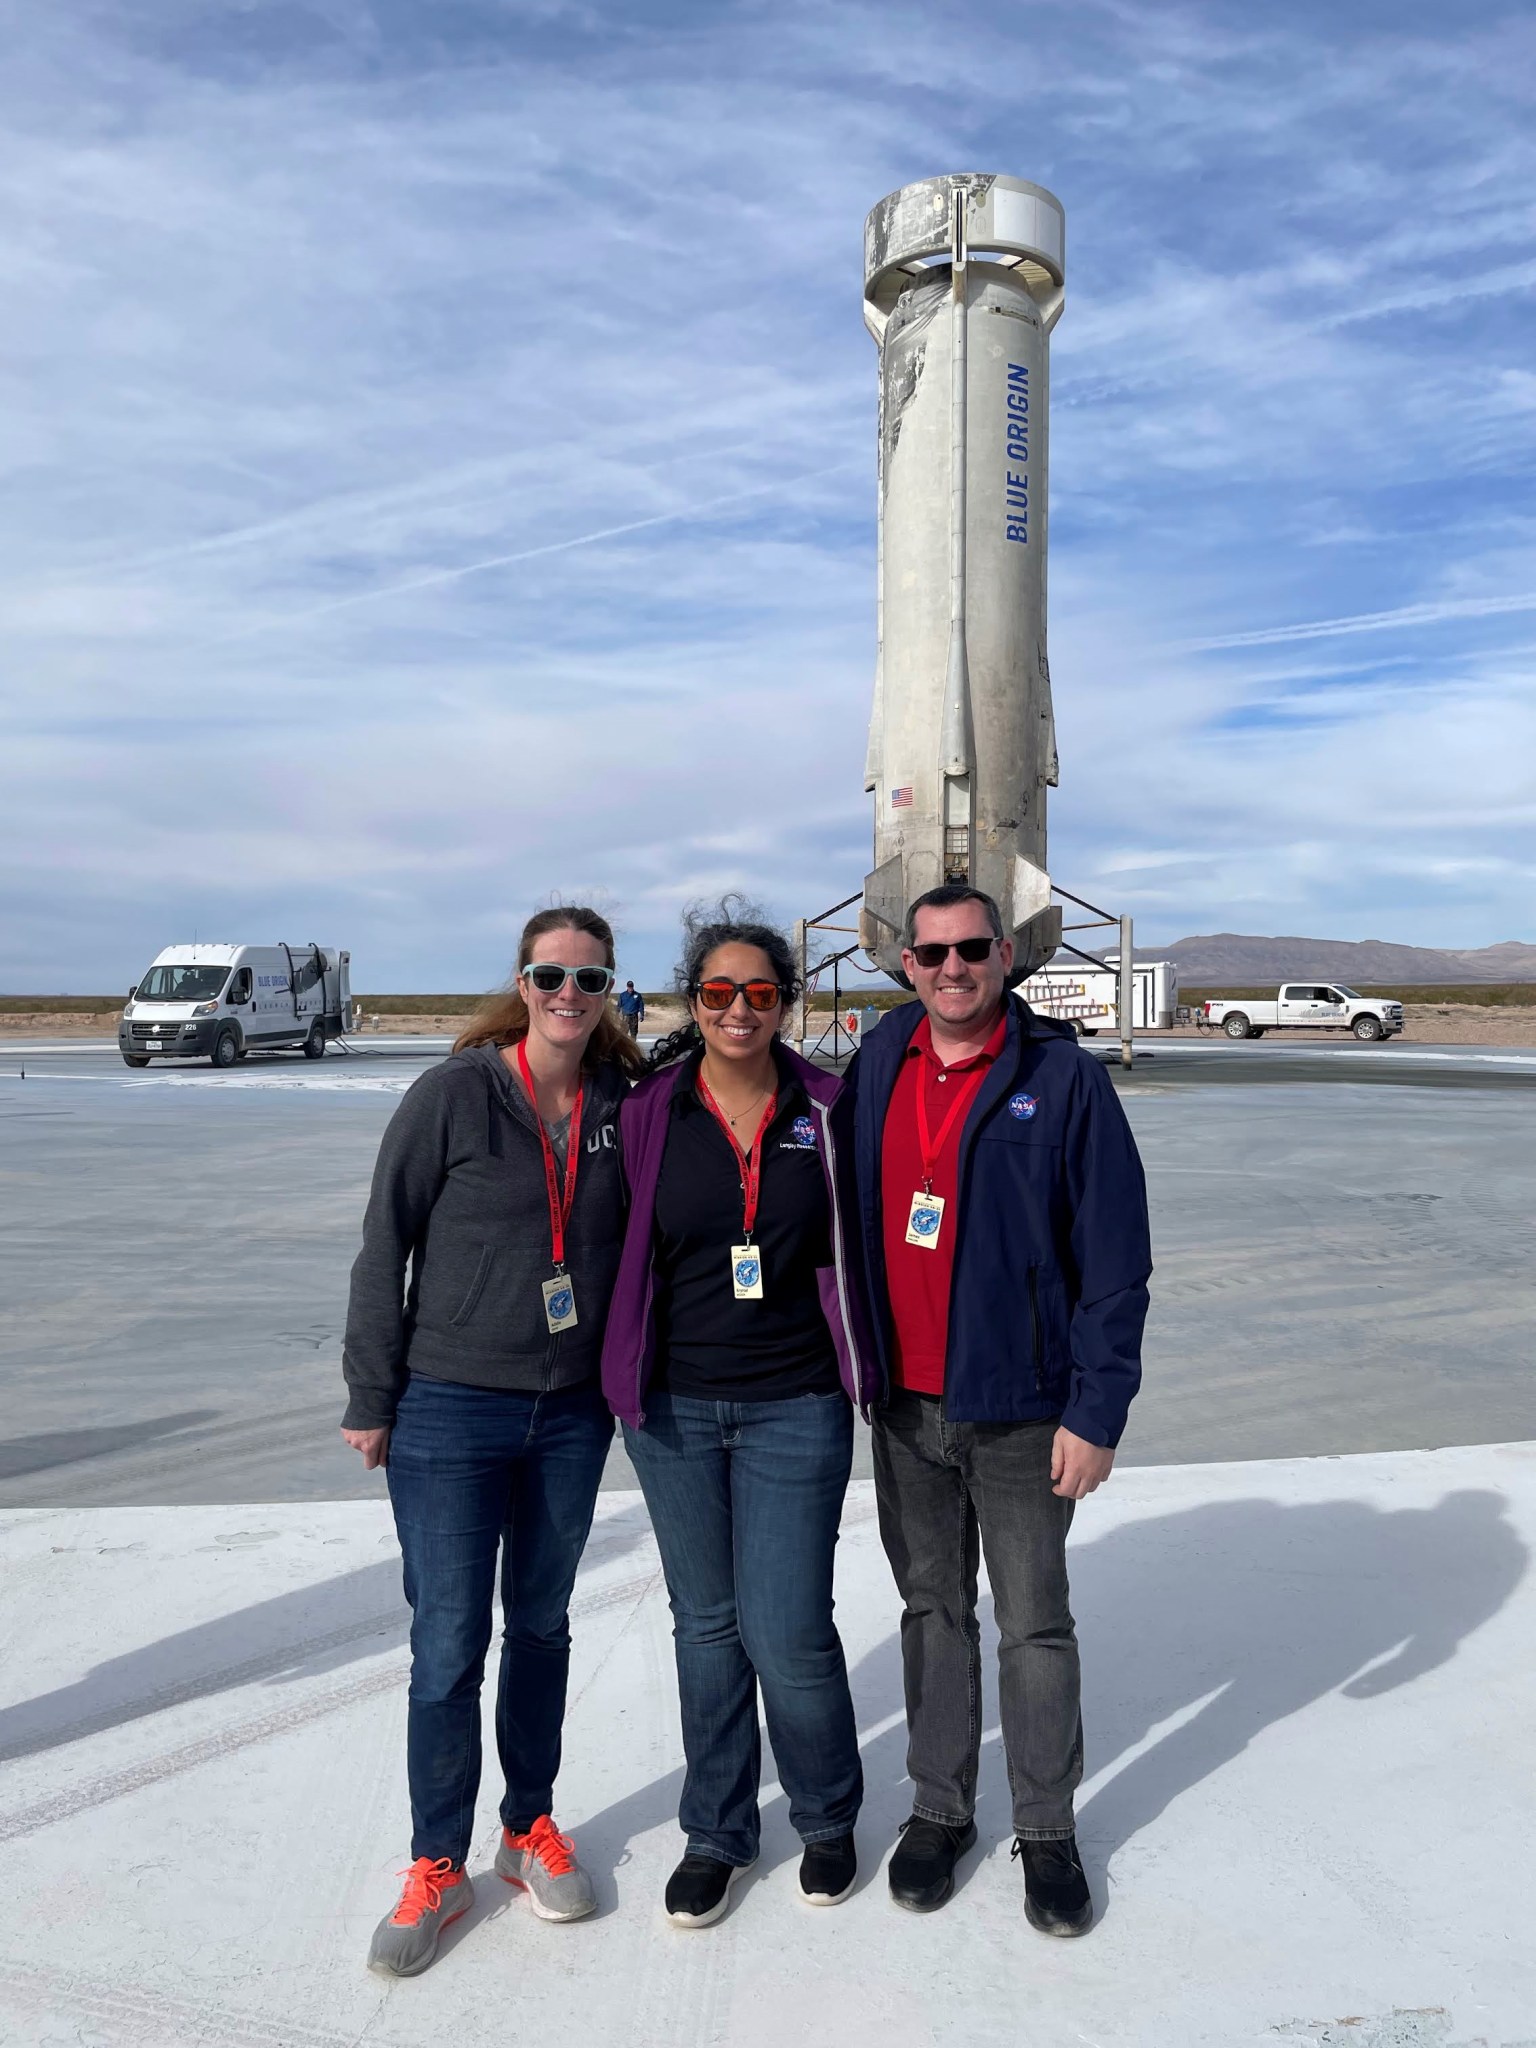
top-left (119, 944), bottom-right (352, 1068)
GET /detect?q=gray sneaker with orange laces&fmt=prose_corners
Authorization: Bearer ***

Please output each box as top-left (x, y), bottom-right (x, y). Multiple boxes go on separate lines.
top-left (495, 1815), bottom-right (597, 1922)
top-left (367, 1856), bottom-right (474, 1976)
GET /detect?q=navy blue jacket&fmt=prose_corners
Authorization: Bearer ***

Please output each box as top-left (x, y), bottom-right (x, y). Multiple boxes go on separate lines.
top-left (851, 998), bottom-right (1152, 1446)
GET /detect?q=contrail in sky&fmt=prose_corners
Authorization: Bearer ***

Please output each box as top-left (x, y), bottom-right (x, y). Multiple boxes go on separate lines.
top-left (220, 461), bottom-right (858, 640)
top-left (1187, 591), bottom-right (1536, 652)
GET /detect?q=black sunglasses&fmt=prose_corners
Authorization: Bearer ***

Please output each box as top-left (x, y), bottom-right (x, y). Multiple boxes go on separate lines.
top-left (523, 963), bottom-right (615, 996)
top-left (909, 937), bottom-right (998, 970)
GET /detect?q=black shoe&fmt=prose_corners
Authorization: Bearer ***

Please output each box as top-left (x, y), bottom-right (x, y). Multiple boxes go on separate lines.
top-left (887, 1816), bottom-right (978, 1913)
top-left (1012, 1835), bottom-right (1093, 1936)
top-left (799, 1834), bottom-right (857, 1907)
top-left (664, 1852), bottom-right (756, 1928)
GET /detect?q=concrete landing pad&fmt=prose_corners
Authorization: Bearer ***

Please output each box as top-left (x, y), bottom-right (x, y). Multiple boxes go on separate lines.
top-left (2, 1444), bottom-right (1532, 2046)
top-left (5, 1044), bottom-right (1536, 1508)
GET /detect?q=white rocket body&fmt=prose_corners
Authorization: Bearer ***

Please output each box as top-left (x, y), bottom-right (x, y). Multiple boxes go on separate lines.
top-left (859, 174), bottom-right (1066, 983)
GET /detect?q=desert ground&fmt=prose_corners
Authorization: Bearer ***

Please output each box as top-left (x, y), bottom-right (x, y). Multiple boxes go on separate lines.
top-left (5, 998), bottom-right (1535, 1047)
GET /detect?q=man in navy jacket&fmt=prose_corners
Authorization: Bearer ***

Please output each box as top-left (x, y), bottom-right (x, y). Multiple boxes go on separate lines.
top-left (851, 884), bottom-right (1151, 1934)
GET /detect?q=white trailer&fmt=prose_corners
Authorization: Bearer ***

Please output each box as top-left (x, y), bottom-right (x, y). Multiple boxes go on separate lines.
top-left (1020, 958), bottom-right (1178, 1034)
top-left (119, 943), bottom-right (352, 1069)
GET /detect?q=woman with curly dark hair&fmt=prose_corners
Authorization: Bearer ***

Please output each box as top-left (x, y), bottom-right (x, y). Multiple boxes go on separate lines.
top-left (601, 898), bottom-right (879, 1928)
top-left (341, 905), bottom-right (642, 1976)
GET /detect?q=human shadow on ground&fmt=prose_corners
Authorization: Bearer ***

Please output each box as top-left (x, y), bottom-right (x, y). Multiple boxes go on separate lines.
top-left (0, 1411), bottom-right (219, 1485)
top-left (1067, 1487), bottom-right (1526, 1885)
top-left (576, 1487), bottom-right (1527, 1909)
top-left (0, 1497), bottom-right (658, 1764)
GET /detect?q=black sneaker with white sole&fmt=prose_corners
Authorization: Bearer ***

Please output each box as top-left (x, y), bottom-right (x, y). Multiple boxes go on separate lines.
top-left (664, 1853), bottom-right (756, 1928)
top-left (1012, 1834), bottom-right (1093, 1936)
top-left (798, 1834), bottom-right (857, 1906)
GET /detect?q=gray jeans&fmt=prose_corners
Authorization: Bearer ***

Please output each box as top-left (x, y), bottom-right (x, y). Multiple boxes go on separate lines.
top-left (871, 1390), bottom-right (1081, 1839)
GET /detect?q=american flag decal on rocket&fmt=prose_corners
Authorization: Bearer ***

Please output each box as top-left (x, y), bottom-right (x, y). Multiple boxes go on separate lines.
top-left (890, 786), bottom-right (913, 809)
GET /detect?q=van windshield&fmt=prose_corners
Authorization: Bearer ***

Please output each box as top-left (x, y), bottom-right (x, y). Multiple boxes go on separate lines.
top-left (135, 965), bottom-right (229, 1002)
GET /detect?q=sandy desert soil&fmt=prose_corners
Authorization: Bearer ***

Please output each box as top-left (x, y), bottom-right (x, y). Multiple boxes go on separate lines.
top-left (6, 1001), bottom-right (1535, 1046)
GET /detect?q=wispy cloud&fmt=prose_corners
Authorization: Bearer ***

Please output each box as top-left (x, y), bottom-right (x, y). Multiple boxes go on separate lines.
top-left (1187, 593), bottom-right (1536, 652)
top-left (2, 0), bottom-right (1535, 987)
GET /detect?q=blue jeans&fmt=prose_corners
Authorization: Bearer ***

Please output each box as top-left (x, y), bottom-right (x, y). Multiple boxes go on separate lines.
top-left (623, 1391), bottom-right (862, 1866)
top-left (386, 1375), bottom-right (613, 1865)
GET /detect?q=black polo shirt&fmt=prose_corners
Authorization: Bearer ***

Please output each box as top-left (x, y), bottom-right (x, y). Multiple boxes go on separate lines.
top-left (650, 1058), bottom-right (840, 1401)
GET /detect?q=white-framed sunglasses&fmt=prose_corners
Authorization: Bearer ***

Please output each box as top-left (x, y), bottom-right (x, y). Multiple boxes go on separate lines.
top-left (522, 963), bottom-right (615, 996)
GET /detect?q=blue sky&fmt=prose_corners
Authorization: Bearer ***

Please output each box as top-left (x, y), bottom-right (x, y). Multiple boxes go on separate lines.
top-left (3, 0), bottom-right (1534, 992)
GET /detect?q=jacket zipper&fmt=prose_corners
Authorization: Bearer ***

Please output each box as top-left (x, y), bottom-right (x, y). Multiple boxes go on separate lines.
top-left (633, 1268), bottom-right (655, 1427)
top-left (1028, 1266), bottom-right (1044, 1397)
top-left (815, 1099), bottom-right (870, 1415)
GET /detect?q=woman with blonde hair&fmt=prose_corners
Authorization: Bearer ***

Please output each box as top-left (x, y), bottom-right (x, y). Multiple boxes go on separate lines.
top-left (341, 906), bottom-right (641, 1977)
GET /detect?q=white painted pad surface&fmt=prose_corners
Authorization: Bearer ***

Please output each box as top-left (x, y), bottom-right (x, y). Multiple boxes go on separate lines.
top-left (2, 1448), bottom-right (1533, 2047)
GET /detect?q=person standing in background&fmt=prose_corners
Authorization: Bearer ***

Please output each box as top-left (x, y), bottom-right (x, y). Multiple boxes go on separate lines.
top-left (617, 980), bottom-right (646, 1039)
top-left (341, 907), bottom-right (641, 1977)
top-left (849, 883), bottom-right (1151, 1935)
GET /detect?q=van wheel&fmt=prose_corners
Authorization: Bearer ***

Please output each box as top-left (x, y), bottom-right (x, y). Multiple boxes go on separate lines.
top-left (1222, 1013), bottom-right (1250, 1040)
top-left (1352, 1014), bottom-right (1383, 1042)
top-left (211, 1029), bottom-right (239, 1069)
top-left (302, 1020), bottom-right (325, 1060)
top-left (122, 1054), bottom-right (150, 1068)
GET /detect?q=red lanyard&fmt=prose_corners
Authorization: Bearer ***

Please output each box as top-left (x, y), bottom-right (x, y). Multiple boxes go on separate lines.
top-left (913, 1053), bottom-right (989, 1193)
top-left (697, 1073), bottom-right (778, 1242)
top-left (516, 1040), bottom-right (584, 1271)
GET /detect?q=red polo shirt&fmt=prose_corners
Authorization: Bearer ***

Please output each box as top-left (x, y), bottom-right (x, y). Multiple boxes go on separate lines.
top-left (880, 1006), bottom-right (1008, 1395)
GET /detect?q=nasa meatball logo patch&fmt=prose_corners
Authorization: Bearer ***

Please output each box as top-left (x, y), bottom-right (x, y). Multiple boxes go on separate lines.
top-left (788, 1115), bottom-right (817, 1149)
top-left (1008, 1092), bottom-right (1039, 1121)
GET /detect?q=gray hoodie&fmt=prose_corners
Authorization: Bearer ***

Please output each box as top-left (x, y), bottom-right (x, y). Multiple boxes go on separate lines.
top-left (341, 1043), bottom-right (629, 1429)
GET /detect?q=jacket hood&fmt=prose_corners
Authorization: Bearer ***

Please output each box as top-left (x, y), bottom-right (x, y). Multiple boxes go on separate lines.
top-left (629, 1037), bottom-right (848, 1110)
top-left (456, 1041), bottom-right (629, 1127)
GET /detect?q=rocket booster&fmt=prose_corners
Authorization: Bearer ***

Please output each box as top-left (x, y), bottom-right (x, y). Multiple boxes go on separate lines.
top-left (858, 174), bottom-right (1066, 984)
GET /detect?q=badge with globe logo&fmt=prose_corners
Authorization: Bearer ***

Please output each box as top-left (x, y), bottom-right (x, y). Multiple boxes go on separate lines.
top-left (541, 1274), bottom-right (579, 1331)
top-left (731, 1244), bottom-right (765, 1299)
top-left (905, 1189), bottom-right (947, 1248)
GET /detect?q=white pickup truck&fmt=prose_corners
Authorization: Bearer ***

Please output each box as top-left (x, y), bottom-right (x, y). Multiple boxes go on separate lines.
top-left (1203, 984), bottom-right (1405, 1043)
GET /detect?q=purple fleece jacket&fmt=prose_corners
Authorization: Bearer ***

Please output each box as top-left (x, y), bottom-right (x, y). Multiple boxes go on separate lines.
top-left (599, 1044), bottom-right (881, 1429)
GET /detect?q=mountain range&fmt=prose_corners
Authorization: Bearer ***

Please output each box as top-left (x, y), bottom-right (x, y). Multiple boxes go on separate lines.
top-left (1148, 934), bottom-right (1536, 984)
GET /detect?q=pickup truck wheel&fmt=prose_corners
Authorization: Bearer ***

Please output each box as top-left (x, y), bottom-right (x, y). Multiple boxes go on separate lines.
top-left (1352, 1014), bottom-right (1383, 1042)
top-left (211, 1029), bottom-right (239, 1069)
top-left (1222, 1013), bottom-right (1250, 1040)
top-left (122, 1054), bottom-right (150, 1068)
top-left (302, 1020), bottom-right (325, 1060)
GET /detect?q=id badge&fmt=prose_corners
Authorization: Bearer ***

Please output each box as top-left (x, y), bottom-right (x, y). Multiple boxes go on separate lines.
top-left (905, 1190), bottom-right (946, 1250)
top-left (541, 1273), bottom-right (579, 1333)
top-left (730, 1244), bottom-right (765, 1300)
